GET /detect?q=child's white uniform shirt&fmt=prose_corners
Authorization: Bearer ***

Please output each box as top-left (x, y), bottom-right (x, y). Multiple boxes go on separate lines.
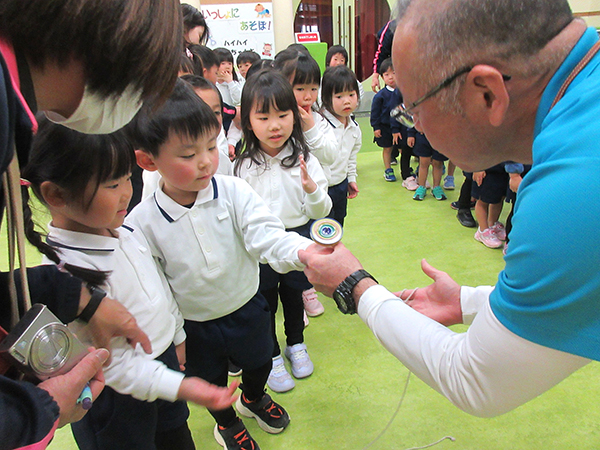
top-left (127, 174), bottom-right (312, 322)
top-left (236, 144), bottom-right (332, 228)
top-left (216, 80), bottom-right (242, 106)
top-left (43, 225), bottom-right (185, 402)
top-left (216, 127), bottom-right (233, 175)
top-left (304, 110), bottom-right (338, 176)
top-left (321, 109), bottom-right (361, 186)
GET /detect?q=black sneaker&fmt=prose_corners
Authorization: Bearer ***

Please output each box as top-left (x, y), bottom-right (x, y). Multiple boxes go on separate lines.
top-left (236, 393), bottom-right (290, 434)
top-left (214, 418), bottom-right (260, 450)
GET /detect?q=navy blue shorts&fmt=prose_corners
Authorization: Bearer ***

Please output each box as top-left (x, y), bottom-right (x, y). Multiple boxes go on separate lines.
top-left (71, 344), bottom-right (189, 450)
top-left (183, 292), bottom-right (273, 382)
top-left (471, 168), bottom-right (509, 204)
top-left (373, 125), bottom-right (394, 148)
top-left (411, 133), bottom-right (448, 161)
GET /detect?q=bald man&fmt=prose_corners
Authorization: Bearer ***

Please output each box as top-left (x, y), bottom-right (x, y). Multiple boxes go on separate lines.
top-left (300, 0), bottom-right (600, 418)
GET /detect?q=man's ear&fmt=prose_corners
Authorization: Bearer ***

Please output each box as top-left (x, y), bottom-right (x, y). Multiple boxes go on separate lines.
top-left (40, 181), bottom-right (67, 208)
top-left (463, 65), bottom-right (510, 127)
top-left (135, 150), bottom-right (158, 171)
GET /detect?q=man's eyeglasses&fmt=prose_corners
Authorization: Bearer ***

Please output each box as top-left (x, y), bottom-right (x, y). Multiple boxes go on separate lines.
top-left (391, 66), bottom-right (511, 128)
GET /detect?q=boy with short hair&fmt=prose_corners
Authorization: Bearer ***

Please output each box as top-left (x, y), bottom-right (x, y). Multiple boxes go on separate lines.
top-left (370, 58), bottom-right (404, 183)
top-left (236, 50), bottom-right (261, 80)
top-left (127, 80), bottom-right (315, 450)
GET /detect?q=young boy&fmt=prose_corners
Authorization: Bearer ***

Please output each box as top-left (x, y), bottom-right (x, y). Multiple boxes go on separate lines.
top-left (370, 58), bottom-right (403, 182)
top-left (127, 80), bottom-right (315, 450)
top-left (236, 50), bottom-right (261, 80)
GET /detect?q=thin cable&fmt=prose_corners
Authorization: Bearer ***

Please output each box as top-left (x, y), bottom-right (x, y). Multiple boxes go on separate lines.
top-left (360, 288), bottom-right (456, 450)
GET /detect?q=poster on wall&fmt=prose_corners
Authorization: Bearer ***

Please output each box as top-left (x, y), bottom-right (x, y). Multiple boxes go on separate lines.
top-left (202, 2), bottom-right (276, 59)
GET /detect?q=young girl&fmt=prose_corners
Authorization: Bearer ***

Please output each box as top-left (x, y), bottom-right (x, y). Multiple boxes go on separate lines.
top-left (234, 70), bottom-right (332, 393)
top-left (320, 64), bottom-right (362, 227)
top-left (21, 118), bottom-right (238, 450)
top-left (274, 50), bottom-right (339, 318)
top-left (214, 47), bottom-right (242, 106)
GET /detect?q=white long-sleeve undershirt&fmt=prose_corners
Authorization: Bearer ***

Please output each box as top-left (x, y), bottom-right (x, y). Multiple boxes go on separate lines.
top-left (358, 284), bottom-right (590, 417)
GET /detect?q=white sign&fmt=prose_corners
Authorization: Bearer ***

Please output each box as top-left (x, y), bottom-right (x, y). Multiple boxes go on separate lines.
top-left (202, 3), bottom-right (276, 58)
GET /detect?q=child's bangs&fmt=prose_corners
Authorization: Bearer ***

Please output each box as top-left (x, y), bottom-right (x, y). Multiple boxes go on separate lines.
top-left (252, 82), bottom-right (297, 114)
top-left (293, 60), bottom-right (320, 86)
top-left (168, 107), bottom-right (219, 143)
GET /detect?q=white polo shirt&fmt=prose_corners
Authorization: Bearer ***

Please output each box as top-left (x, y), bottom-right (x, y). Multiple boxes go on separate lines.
top-left (235, 144), bottom-right (332, 228)
top-left (127, 174), bottom-right (312, 322)
top-left (44, 225), bottom-right (185, 402)
top-left (304, 110), bottom-right (339, 169)
top-left (321, 109), bottom-right (361, 186)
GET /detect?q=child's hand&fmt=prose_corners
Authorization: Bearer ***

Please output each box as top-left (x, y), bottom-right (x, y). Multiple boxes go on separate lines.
top-left (347, 182), bottom-right (359, 199)
top-left (392, 132), bottom-right (402, 145)
top-left (473, 171), bottom-right (486, 186)
top-left (298, 106), bottom-right (315, 131)
top-left (407, 137), bottom-right (415, 148)
top-left (300, 154), bottom-right (317, 194)
top-left (178, 377), bottom-right (240, 410)
top-left (218, 68), bottom-right (233, 83)
top-left (509, 173), bottom-right (522, 193)
top-left (373, 129), bottom-right (382, 138)
top-left (228, 144), bottom-right (236, 161)
top-left (175, 341), bottom-right (186, 371)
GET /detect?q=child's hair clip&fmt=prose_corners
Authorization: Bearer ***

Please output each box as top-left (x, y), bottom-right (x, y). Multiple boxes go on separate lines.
top-left (20, 178), bottom-right (32, 187)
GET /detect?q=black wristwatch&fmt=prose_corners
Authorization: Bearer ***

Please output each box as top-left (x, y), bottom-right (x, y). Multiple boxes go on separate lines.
top-left (77, 284), bottom-right (107, 323)
top-left (333, 269), bottom-right (378, 314)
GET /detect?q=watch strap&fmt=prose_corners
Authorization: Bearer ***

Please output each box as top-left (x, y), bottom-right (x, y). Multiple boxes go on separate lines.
top-left (78, 285), bottom-right (107, 323)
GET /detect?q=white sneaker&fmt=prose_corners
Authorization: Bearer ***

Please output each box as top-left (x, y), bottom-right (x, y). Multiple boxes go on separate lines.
top-left (474, 228), bottom-right (503, 249)
top-left (284, 343), bottom-right (314, 379)
top-left (490, 221), bottom-right (507, 241)
top-left (302, 288), bottom-right (324, 317)
top-left (267, 355), bottom-right (295, 393)
top-left (401, 176), bottom-right (419, 191)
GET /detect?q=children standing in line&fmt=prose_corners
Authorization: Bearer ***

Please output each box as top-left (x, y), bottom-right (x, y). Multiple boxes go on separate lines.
top-left (214, 47), bottom-right (242, 106)
top-left (127, 80), bottom-right (314, 450)
top-left (274, 49), bottom-right (338, 319)
top-left (22, 118), bottom-right (238, 450)
top-left (472, 164), bottom-right (509, 248)
top-left (407, 128), bottom-right (448, 201)
top-left (234, 70), bottom-right (332, 393)
top-left (320, 65), bottom-right (361, 227)
top-left (370, 58), bottom-right (403, 182)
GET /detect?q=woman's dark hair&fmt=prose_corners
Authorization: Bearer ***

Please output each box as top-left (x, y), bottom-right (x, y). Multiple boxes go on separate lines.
top-left (234, 69), bottom-right (309, 174)
top-left (213, 48), bottom-right (239, 82)
top-left (320, 65), bottom-right (360, 116)
top-left (274, 50), bottom-right (321, 86)
top-left (236, 51), bottom-right (261, 67)
top-left (188, 44), bottom-right (218, 76)
top-left (245, 59), bottom-right (274, 81)
top-left (325, 45), bottom-right (348, 66)
top-left (181, 3), bottom-right (209, 45)
top-left (0, 0), bottom-right (182, 104)
top-left (21, 117), bottom-right (137, 285)
top-left (126, 78), bottom-right (220, 157)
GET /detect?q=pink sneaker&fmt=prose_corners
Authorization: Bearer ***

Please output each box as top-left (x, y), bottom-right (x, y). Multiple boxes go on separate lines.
top-left (401, 176), bottom-right (419, 191)
top-left (302, 288), bottom-right (324, 317)
top-left (490, 221), bottom-right (507, 241)
top-left (474, 228), bottom-right (503, 249)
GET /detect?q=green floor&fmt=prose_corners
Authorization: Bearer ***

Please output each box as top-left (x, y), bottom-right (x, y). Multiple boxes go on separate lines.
top-left (10, 116), bottom-right (600, 449)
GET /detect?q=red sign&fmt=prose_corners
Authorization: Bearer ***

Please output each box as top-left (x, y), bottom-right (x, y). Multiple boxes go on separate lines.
top-left (295, 32), bottom-right (321, 43)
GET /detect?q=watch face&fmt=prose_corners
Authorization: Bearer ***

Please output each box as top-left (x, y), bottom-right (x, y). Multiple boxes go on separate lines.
top-left (333, 290), bottom-right (351, 314)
